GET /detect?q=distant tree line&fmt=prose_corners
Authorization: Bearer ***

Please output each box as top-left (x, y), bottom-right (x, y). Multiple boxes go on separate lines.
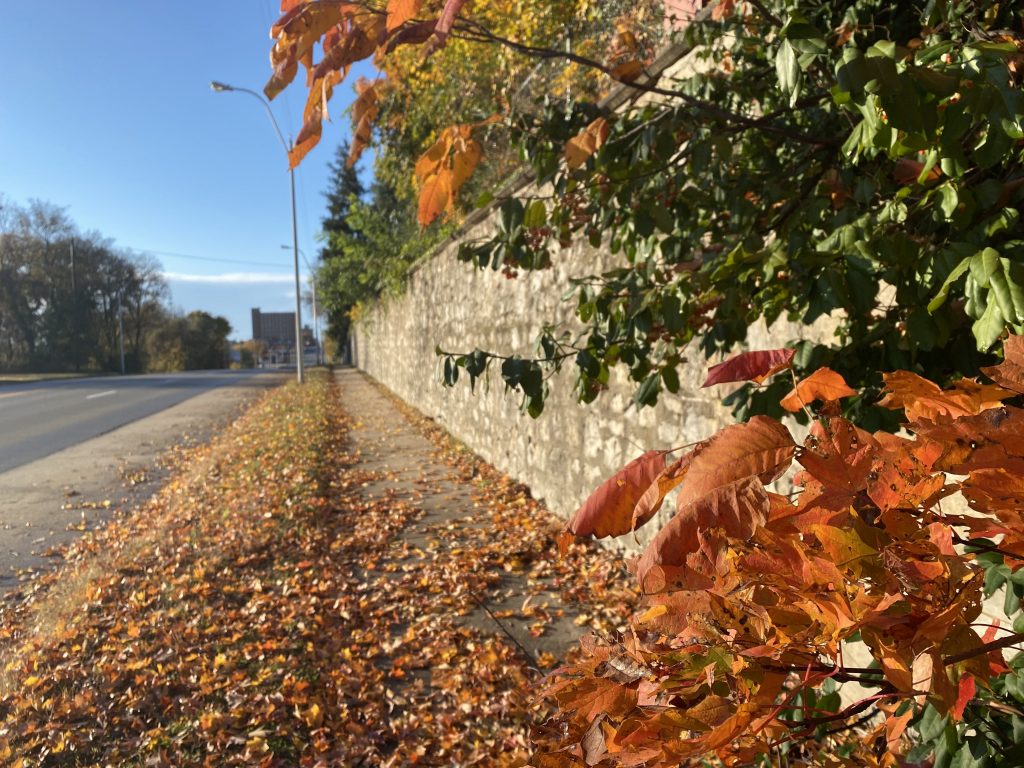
top-left (0, 196), bottom-right (232, 373)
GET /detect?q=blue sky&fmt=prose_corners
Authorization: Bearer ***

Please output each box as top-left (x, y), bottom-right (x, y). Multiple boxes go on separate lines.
top-left (2, 2), bottom-right (375, 340)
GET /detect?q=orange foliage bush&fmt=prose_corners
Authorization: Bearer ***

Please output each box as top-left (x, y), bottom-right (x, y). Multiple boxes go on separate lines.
top-left (537, 336), bottom-right (1024, 766)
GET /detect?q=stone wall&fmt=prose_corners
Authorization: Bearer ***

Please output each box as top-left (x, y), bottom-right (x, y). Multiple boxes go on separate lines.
top-left (352, 209), bottom-right (828, 551)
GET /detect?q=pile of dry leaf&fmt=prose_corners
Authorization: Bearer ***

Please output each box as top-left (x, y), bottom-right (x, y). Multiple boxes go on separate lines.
top-left (0, 373), bottom-right (635, 766)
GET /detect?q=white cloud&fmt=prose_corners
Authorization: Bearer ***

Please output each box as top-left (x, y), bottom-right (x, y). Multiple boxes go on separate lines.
top-left (163, 271), bottom-right (293, 284)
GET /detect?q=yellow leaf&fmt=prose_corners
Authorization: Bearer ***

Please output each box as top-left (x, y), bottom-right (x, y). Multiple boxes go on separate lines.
top-left (637, 604), bottom-right (669, 623)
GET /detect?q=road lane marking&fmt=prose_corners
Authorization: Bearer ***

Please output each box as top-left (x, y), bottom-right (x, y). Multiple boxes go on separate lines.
top-left (86, 390), bottom-right (117, 400)
top-left (0, 391), bottom-right (30, 401)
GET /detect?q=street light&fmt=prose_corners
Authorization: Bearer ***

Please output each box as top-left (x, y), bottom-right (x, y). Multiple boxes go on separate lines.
top-left (281, 245), bottom-right (320, 365)
top-left (211, 80), bottom-right (304, 384)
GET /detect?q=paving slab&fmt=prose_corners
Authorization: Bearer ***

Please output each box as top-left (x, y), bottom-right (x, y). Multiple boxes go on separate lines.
top-left (335, 367), bottom-right (594, 665)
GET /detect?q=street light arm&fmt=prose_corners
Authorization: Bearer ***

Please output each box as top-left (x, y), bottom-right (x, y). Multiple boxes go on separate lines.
top-left (210, 82), bottom-right (290, 155)
top-left (211, 78), bottom-right (306, 382)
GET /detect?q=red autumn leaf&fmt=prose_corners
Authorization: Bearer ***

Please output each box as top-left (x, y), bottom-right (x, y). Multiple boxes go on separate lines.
top-left (429, 0), bottom-right (469, 50)
top-left (893, 157), bottom-right (942, 186)
top-left (567, 450), bottom-right (666, 539)
top-left (630, 451), bottom-right (697, 531)
top-left (952, 674), bottom-right (976, 721)
top-left (702, 348), bottom-right (796, 387)
top-left (780, 367), bottom-right (856, 412)
top-left (982, 334), bottom-right (1024, 395)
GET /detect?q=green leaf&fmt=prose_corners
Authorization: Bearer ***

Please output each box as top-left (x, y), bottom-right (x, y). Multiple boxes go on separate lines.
top-left (971, 248), bottom-right (1001, 288)
top-left (973, 298), bottom-right (1006, 352)
top-left (928, 256), bottom-right (970, 313)
top-left (634, 373), bottom-right (660, 408)
top-left (523, 200), bottom-right (547, 228)
top-left (939, 184), bottom-right (960, 219)
top-left (776, 39), bottom-right (801, 103)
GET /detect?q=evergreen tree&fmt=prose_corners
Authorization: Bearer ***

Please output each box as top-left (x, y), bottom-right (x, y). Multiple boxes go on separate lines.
top-left (319, 140), bottom-right (366, 253)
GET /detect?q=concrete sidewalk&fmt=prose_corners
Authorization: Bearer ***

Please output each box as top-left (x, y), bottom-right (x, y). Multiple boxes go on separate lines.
top-left (334, 367), bottom-right (624, 667)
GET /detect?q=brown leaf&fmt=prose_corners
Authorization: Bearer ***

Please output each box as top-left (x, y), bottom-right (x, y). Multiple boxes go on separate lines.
top-left (702, 348), bottom-right (795, 387)
top-left (568, 451), bottom-right (667, 539)
top-left (582, 715), bottom-right (608, 765)
top-left (610, 59), bottom-right (645, 82)
top-left (428, 0), bottom-right (469, 51)
top-left (982, 334), bottom-right (1024, 395)
top-left (780, 367), bottom-right (856, 412)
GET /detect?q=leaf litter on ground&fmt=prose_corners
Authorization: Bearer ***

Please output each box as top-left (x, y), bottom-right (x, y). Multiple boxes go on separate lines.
top-left (0, 370), bottom-right (636, 766)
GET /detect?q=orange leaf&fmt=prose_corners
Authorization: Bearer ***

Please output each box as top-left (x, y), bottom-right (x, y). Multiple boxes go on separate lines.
top-left (565, 117), bottom-right (610, 170)
top-left (884, 708), bottom-right (914, 753)
top-left (386, 0), bottom-right (422, 32)
top-left (610, 59), bottom-right (645, 82)
top-left (415, 128), bottom-right (454, 183)
top-left (702, 348), bottom-right (795, 387)
top-left (879, 371), bottom-right (1012, 422)
top-left (567, 451), bottom-right (667, 539)
top-left (637, 476), bottom-right (771, 593)
top-left (780, 368), bottom-right (856, 412)
top-left (674, 416), bottom-right (795, 511)
top-left (797, 417), bottom-right (878, 492)
top-left (711, 0), bottom-right (737, 21)
top-left (449, 130), bottom-right (482, 192)
top-left (347, 78), bottom-right (380, 168)
top-left (417, 170), bottom-right (453, 227)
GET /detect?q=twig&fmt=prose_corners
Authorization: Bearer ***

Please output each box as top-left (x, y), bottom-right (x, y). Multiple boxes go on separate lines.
top-left (467, 589), bottom-right (543, 674)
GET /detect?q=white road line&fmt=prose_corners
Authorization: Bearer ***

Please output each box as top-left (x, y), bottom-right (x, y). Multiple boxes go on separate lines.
top-left (85, 390), bottom-right (117, 400)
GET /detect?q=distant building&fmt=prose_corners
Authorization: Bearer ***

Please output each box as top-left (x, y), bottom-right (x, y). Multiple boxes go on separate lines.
top-left (251, 308), bottom-right (316, 366)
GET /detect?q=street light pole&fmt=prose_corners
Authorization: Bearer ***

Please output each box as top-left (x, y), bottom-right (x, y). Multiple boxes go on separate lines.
top-left (211, 80), bottom-right (304, 384)
top-left (281, 245), bottom-right (320, 365)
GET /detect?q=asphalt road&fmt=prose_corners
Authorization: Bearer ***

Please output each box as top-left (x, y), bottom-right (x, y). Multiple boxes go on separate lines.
top-left (0, 369), bottom-right (282, 474)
